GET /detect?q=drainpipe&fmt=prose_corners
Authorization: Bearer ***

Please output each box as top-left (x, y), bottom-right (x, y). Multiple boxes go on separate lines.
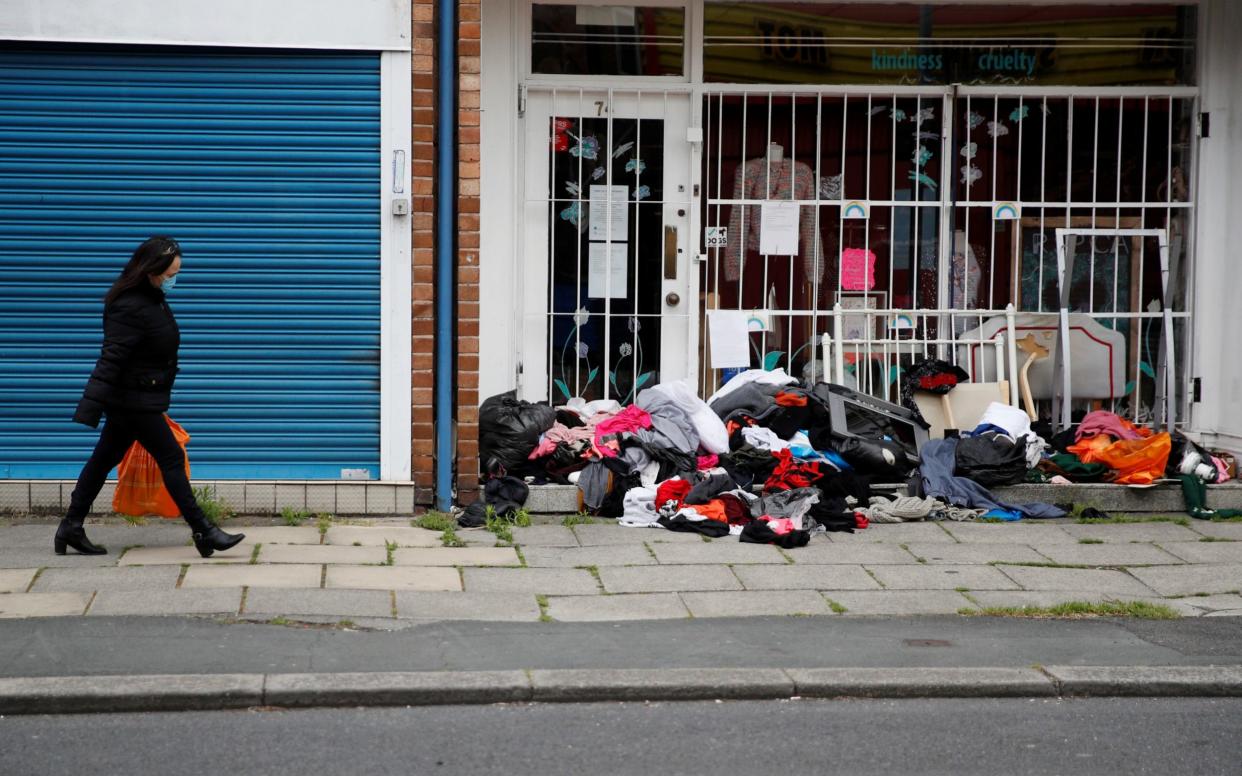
top-left (434, 0), bottom-right (457, 512)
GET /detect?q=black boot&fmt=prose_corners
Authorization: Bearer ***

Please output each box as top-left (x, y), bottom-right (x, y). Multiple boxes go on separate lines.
top-left (54, 519), bottom-right (107, 555)
top-left (184, 514), bottom-right (245, 559)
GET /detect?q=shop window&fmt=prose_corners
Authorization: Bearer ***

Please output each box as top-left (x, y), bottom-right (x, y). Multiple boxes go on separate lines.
top-left (532, 4), bottom-right (686, 76)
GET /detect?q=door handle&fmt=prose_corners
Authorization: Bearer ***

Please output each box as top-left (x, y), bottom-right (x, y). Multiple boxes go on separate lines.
top-left (666, 292), bottom-right (681, 307)
top-left (663, 225), bottom-right (678, 280)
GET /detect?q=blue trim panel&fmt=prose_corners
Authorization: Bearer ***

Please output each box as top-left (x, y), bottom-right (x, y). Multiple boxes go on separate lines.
top-left (0, 47), bottom-right (381, 479)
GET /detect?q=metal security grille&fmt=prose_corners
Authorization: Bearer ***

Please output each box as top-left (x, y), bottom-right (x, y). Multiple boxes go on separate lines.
top-left (0, 46), bottom-right (381, 478)
top-left (699, 85), bottom-right (1196, 428)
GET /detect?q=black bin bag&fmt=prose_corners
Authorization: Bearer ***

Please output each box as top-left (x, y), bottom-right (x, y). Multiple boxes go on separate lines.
top-left (836, 437), bottom-right (915, 481)
top-left (479, 391), bottom-right (557, 476)
top-left (954, 432), bottom-right (1028, 487)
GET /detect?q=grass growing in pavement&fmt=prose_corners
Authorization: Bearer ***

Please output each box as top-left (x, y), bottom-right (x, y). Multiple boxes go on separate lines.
top-left (441, 526), bottom-right (467, 548)
top-left (990, 560), bottom-right (1092, 570)
top-left (249, 544), bottom-right (262, 564)
top-left (562, 513), bottom-right (596, 527)
top-left (1209, 515), bottom-right (1242, 522)
top-left (316, 513), bottom-right (333, 537)
top-left (193, 486), bottom-right (234, 525)
top-left (1075, 513), bottom-right (1190, 526)
top-left (385, 540), bottom-right (397, 566)
top-left (412, 511), bottom-right (455, 532)
top-left (825, 598), bottom-right (848, 614)
top-left (961, 600), bottom-right (1180, 619)
top-left (535, 594), bottom-right (553, 622)
top-left (1199, 536), bottom-right (1238, 542)
top-left (280, 507), bottom-right (310, 527)
top-left (1078, 538), bottom-right (1105, 544)
top-left (119, 513), bottom-right (147, 526)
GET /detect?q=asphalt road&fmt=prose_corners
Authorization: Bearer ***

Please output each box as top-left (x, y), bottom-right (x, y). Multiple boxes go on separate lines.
top-left (3, 615), bottom-right (1242, 678)
top-left (2, 698), bottom-right (1239, 775)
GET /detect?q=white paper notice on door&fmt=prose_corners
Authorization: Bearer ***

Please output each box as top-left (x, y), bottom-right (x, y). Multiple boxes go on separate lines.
top-left (707, 310), bottom-right (751, 369)
top-left (588, 242), bottom-right (628, 299)
top-left (588, 185), bottom-right (629, 241)
top-left (759, 201), bottom-right (800, 255)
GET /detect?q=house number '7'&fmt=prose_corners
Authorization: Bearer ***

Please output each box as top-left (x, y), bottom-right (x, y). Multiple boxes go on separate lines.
top-left (594, 101), bottom-right (609, 116)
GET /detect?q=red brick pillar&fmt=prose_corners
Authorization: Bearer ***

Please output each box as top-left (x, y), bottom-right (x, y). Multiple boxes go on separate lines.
top-left (408, 0), bottom-right (483, 506)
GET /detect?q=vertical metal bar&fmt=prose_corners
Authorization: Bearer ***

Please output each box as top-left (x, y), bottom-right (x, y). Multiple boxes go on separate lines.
top-left (739, 93), bottom-right (749, 317)
top-left (838, 95), bottom-right (848, 302)
top-left (1037, 97), bottom-right (1048, 313)
top-left (575, 88), bottom-right (585, 398)
top-left (761, 90), bottom-right (773, 366)
top-left (787, 92), bottom-right (797, 376)
top-left (1012, 95), bottom-right (1024, 307)
top-left (810, 92), bottom-right (824, 383)
top-left (1005, 304), bottom-right (1020, 406)
top-left (547, 91), bottom-right (558, 404)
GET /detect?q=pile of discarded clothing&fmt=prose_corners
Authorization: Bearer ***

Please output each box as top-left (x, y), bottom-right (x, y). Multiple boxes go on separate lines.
top-left (472, 367), bottom-right (1067, 544)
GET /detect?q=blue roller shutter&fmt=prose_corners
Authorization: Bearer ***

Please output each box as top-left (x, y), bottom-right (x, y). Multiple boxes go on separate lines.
top-left (0, 46), bottom-right (381, 479)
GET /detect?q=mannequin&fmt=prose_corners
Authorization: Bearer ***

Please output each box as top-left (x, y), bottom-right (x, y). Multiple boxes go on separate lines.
top-left (724, 144), bottom-right (822, 284)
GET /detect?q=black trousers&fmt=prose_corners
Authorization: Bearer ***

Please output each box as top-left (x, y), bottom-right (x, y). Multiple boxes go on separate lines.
top-left (66, 409), bottom-right (204, 524)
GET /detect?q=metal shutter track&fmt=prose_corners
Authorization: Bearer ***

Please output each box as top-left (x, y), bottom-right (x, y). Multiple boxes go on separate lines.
top-left (0, 47), bottom-right (381, 478)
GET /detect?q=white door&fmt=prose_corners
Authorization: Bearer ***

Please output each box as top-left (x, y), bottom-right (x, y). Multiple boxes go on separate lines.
top-left (520, 87), bottom-right (692, 404)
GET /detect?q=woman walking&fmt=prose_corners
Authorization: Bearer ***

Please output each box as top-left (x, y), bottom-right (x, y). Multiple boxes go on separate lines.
top-left (55, 236), bottom-right (244, 558)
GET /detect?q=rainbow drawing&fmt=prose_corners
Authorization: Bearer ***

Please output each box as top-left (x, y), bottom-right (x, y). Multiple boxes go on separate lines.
top-left (993, 202), bottom-right (1021, 220)
top-left (842, 201), bottom-right (869, 219)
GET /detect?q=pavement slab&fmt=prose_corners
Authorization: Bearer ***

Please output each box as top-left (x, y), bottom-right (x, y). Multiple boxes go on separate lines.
top-left (181, 564), bottom-right (322, 590)
top-left (394, 591), bottom-right (541, 621)
top-left (264, 670), bottom-right (530, 707)
top-left (1186, 522), bottom-right (1242, 540)
top-left (679, 590), bottom-right (833, 618)
top-left (648, 542), bottom-right (787, 565)
top-left (827, 522), bottom-right (956, 543)
top-left (1125, 563), bottom-right (1242, 597)
top-left (781, 543), bottom-right (916, 565)
top-left (1172, 593), bottom-right (1242, 614)
top-left (31, 565), bottom-right (181, 593)
top-left (324, 526), bottom-right (441, 548)
top-left (118, 545), bottom-right (250, 566)
top-left (462, 567), bottom-right (600, 596)
top-left (0, 592), bottom-right (91, 618)
top-left (519, 545), bottom-right (656, 568)
top-left (0, 568), bottom-right (36, 593)
top-left (1060, 523), bottom-right (1203, 543)
top-left (995, 565), bottom-right (1159, 596)
top-left (509, 526), bottom-right (580, 547)
top-left (904, 543), bottom-right (1048, 565)
top-left (1045, 664), bottom-right (1242, 696)
top-left (943, 523), bottom-right (1076, 544)
top-left (392, 547), bottom-right (521, 567)
top-left (0, 550), bottom-right (117, 569)
top-left (821, 590), bottom-right (976, 615)
top-left (866, 564), bottom-right (1021, 591)
top-left (324, 566), bottom-right (461, 592)
top-left (598, 565), bottom-right (741, 594)
top-left (258, 544), bottom-right (386, 565)
top-left (544, 593), bottom-right (690, 622)
top-left (0, 673), bottom-right (264, 715)
top-left (1029, 543), bottom-right (1185, 567)
top-left (230, 526), bottom-right (322, 545)
top-left (1156, 541), bottom-right (1242, 564)
top-left (242, 588), bottom-right (394, 619)
top-left (571, 524), bottom-right (700, 545)
top-left (87, 588), bottom-right (244, 616)
top-left (455, 529), bottom-right (499, 547)
top-left (731, 564), bottom-right (880, 591)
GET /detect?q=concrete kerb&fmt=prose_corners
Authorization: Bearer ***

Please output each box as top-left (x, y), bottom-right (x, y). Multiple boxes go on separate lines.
top-left (4, 665), bottom-right (1242, 714)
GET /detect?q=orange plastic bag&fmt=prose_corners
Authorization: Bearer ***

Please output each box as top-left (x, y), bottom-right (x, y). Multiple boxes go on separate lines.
top-left (1066, 434), bottom-right (1114, 464)
top-left (1091, 432), bottom-right (1172, 485)
top-left (112, 415), bottom-right (190, 518)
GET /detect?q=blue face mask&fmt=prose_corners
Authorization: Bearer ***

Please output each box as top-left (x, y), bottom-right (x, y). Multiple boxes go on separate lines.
top-left (160, 274), bottom-right (177, 293)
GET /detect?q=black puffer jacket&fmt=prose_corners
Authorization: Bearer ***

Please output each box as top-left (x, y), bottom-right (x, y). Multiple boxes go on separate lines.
top-left (73, 283), bottom-right (180, 427)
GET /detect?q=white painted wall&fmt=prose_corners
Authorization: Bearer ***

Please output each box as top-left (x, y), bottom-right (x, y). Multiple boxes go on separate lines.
top-left (478, 0), bottom-right (521, 402)
top-left (0, 0), bottom-right (410, 50)
top-left (1190, 0), bottom-right (1242, 451)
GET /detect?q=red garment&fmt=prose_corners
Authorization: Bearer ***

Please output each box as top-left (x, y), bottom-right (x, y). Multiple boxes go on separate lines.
top-left (655, 479), bottom-right (692, 511)
top-left (854, 512), bottom-right (869, 530)
top-left (774, 391), bottom-right (808, 407)
top-left (762, 517), bottom-right (797, 535)
top-left (697, 454), bottom-right (719, 470)
top-left (764, 448), bottom-right (825, 492)
top-left (687, 500), bottom-right (728, 523)
top-left (718, 494), bottom-right (752, 525)
top-left (1075, 410), bottom-right (1151, 442)
top-left (593, 405), bottom-right (652, 457)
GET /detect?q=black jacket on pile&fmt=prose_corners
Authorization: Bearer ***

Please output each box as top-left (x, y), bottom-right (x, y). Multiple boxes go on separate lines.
top-left (73, 284), bottom-right (180, 427)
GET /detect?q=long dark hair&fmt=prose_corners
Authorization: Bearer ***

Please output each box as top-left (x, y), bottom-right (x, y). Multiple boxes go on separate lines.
top-left (104, 236), bottom-right (181, 306)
